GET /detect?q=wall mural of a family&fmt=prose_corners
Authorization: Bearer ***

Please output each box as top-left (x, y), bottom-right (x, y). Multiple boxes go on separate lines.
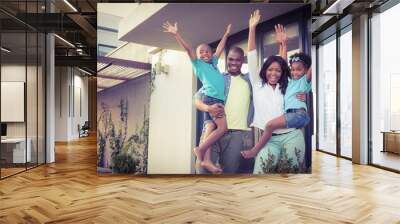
top-left (97, 5), bottom-right (312, 175)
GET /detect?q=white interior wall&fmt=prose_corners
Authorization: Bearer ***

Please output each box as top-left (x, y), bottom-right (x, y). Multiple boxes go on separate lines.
top-left (147, 49), bottom-right (196, 174)
top-left (71, 74), bottom-right (89, 139)
top-left (1, 65), bottom-right (27, 138)
top-left (1, 64), bottom-right (45, 163)
top-left (1, 64), bottom-right (25, 80)
top-left (55, 67), bottom-right (89, 141)
top-left (55, 67), bottom-right (68, 141)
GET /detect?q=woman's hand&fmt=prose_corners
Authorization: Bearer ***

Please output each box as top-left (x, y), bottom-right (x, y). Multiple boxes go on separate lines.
top-left (275, 24), bottom-right (288, 45)
top-left (249, 9), bottom-right (261, 28)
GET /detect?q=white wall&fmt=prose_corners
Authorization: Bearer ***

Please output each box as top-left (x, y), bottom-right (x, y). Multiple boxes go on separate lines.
top-left (55, 67), bottom-right (68, 141)
top-left (55, 67), bottom-right (89, 141)
top-left (71, 74), bottom-right (89, 138)
top-left (1, 64), bottom-right (46, 163)
top-left (147, 49), bottom-right (196, 174)
top-left (1, 64), bottom-right (26, 81)
top-left (97, 75), bottom-right (150, 169)
top-left (1, 65), bottom-right (29, 138)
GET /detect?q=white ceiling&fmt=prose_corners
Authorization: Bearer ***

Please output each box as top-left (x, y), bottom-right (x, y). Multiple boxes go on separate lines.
top-left (118, 3), bottom-right (305, 51)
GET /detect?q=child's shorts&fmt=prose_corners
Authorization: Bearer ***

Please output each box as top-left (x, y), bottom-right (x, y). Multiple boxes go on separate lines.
top-left (285, 108), bottom-right (310, 129)
top-left (203, 96), bottom-right (225, 123)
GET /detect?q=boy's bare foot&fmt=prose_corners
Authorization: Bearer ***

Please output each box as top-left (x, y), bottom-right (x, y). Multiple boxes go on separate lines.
top-left (241, 148), bottom-right (259, 159)
top-left (193, 147), bottom-right (203, 161)
top-left (201, 160), bottom-right (223, 174)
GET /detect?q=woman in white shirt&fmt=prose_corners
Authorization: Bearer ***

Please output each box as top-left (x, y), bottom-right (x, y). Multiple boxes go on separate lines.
top-left (247, 10), bottom-right (307, 173)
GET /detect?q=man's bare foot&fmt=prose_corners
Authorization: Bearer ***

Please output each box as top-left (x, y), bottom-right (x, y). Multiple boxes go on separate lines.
top-left (241, 148), bottom-right (259, 159)
top-left (201, 160), bottom-right (223, 174)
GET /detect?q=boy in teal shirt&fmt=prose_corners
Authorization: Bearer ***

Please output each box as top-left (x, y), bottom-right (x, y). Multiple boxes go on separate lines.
top-left (163, 21), bottom-right (231, 173)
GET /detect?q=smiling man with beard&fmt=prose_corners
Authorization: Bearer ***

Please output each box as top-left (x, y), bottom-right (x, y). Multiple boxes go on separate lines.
top-left (194, 47), bottom-right (255, 174)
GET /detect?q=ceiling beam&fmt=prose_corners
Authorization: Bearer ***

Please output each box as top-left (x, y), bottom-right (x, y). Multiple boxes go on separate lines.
top-left (67, 13), bottom-right (96, 39)
top-left (55, 55), bottom-right (96, 71)
top-left (14, 13), bottom-right (81, 32)
top-left (97, 75), bottom-right (132, 81)
top-left (97, 56), bottom-right (152, 70)
top-left (97, 85), bottom-right (110, 89)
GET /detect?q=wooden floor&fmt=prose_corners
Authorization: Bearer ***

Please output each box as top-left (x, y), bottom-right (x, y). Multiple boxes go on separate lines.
top-left (1, 167), bottom-right (26, 178)
top-left (372, 150), bottom-right (400, 171)
top-left (1, 163), bottom-right (44, 178)
top-left (1, 136), bottom-right (400, 223)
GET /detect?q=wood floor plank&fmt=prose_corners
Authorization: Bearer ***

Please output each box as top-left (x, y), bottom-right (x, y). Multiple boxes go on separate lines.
top-left (0, 135), bottom-right (400, 223)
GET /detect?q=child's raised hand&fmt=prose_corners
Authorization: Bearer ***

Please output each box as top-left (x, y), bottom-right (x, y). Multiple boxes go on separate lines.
top-left (249, 9), bottom-right (261, 28)
top-left (163, 21), bottom-right (178, 35)
top-left (275, 24), bottom-right (288, 44)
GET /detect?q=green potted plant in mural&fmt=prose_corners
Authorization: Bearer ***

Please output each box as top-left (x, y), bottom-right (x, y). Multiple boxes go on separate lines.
top-left (112, 153), bottom-right (138, 173)
top-left (259, 147), bottom-right (306, 174)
